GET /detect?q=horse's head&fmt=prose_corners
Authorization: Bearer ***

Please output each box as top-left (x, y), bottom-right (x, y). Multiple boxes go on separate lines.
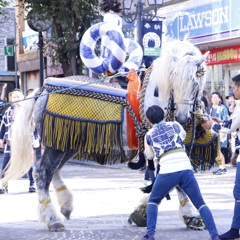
top-left (154, 40), bottom-right (209, 125)
top-left (171, 50), bottom-right (209, 124)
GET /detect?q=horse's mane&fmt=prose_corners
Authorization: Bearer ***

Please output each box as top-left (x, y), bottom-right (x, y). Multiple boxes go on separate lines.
top-left (150, 40), bottom-right (208, 101)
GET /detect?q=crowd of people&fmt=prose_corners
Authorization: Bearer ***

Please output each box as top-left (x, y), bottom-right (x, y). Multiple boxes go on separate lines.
top-left (0, 85), bottom-right (40, 194)
top-left (201, 87), bottom-right (238, 172)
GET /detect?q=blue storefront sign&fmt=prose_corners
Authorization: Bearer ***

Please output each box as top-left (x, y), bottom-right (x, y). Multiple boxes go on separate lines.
top-left (165, 0), bottom-right (240, 44)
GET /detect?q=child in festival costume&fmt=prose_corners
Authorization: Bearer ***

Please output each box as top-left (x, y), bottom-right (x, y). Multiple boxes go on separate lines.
top-left (142, 105), bottom-right (220, 240)
top-left (202, 74), bottom-right (240, 240)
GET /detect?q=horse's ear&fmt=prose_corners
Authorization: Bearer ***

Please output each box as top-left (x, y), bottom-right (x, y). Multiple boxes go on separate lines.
top-left (197, 51), bottom-right (210, 65)
top-left (203, 51), bottom-right (210, 61)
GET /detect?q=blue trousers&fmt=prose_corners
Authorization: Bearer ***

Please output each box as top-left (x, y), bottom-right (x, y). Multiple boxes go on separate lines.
top-left (2, 152), bottom-right (34, 186)
top-left (146, 169), bottom-right (218, 238)
top-left (232, 162), bottom-right (240, 229)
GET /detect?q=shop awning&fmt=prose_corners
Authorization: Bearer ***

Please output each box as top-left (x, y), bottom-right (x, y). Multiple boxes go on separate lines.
top-left (0, 71), bottom-right (16, 82)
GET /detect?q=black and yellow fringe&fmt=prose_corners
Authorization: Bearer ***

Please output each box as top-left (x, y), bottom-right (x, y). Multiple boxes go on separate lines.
top-left (184, 114), bottom-right (222, 170)
top-left (42, 111), bottom-right (126, 164)
top-left (42, 93), bottom-right (127, 165)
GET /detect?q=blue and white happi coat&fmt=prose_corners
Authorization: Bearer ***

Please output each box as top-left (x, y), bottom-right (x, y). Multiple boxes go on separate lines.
top-left (144, 120), bottom-right (192, 174)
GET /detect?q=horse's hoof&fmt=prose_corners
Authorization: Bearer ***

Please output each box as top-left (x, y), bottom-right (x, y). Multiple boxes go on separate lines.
top-left (128, 210), bottom-right (146, 227)
top-left (48, 222), bottom-right (65, 232)
top-left (183, 216), bottom-right (205, 230)
top-left (61, 208), bottom-right (71, 219)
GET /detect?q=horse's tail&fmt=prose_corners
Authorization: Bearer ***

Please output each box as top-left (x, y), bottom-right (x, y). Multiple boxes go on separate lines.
top-left (2, 88), bottom-right (39, 187)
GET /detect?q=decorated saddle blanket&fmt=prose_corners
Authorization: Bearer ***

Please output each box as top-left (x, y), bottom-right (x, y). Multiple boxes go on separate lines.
top-left (43, 77), bottom-right (140, 163)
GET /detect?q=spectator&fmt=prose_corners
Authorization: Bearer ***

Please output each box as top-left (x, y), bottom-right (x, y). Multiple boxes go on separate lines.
top-left (142, 105), bottom-right (220, 240)
top-left (0, 83), bottom-right (7, 123)
top-left (226, 92), bottom-right (235, 115)
top-left (0, 89), bottom-right (36, 194)
top-left (210, 92), bottom-right (229, 175)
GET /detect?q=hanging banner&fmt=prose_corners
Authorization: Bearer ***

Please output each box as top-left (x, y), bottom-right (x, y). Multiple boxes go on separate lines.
top-left (142, 20), bottom-right (162, 57)
top-left (202, 45), bottom-right (240, 65)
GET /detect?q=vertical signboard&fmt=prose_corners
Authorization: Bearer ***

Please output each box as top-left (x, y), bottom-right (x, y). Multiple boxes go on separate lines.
top-left (142, 20), bottom-right (162, 67)
top-left (142, 20), bottom-right (162, 57)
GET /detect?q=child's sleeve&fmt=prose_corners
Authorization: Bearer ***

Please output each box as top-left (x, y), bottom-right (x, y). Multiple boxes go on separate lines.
top-left (144, 134), bottom-right (154, 160)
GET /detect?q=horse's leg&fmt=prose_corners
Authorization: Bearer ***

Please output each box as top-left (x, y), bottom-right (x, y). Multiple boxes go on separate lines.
top-left (51, 151), bottom-right (77, 220)
top-left (175, 186), bottom-right (205, 230)
top-left (35, 147), bottom-right (66, 232)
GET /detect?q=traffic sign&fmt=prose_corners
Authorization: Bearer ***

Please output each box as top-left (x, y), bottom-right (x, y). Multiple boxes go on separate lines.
top-left (4, 46), bottom-right (14, 56)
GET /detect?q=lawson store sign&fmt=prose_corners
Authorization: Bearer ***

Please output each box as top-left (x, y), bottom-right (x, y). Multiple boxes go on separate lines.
top-left (165, 0), bottom-right (240, 44)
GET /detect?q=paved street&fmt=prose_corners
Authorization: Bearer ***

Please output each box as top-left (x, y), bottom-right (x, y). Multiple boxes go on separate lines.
top-left (0, 153), bottom-right (238, 240)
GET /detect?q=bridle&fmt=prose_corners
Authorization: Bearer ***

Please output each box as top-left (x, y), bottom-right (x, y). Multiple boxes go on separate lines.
top-left (165, 63), bottom-right (205, 158)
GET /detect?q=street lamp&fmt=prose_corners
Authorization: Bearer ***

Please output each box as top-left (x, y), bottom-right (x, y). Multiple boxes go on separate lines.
top-left (27, 11), bottom-right (52, 87)
top-left (121, 0), bottom-right (163, 45)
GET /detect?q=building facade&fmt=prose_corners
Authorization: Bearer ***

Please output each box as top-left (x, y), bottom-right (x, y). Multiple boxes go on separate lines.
top-left (0, 1), bottom-right (17, 100)
top-left (158, 0), bottom-right (240, 100)
top-left (13, 0), bottom-right (240, 100)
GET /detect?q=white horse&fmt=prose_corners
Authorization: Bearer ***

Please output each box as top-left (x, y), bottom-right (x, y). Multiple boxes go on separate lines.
top-left (2, 40), bottom-right (209, 231)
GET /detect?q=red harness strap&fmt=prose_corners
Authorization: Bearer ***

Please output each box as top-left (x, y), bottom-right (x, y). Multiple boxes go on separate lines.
top-left (126, 71), bottom-right (141, 149)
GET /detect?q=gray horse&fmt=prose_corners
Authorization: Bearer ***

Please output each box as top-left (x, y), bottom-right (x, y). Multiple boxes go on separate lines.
top-left (2, 40), bottom-right (209, 231)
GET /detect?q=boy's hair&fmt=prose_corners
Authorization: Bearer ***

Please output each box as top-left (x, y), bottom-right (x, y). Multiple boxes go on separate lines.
top-left (146, 105), bottom-right (164, 124)
top-left (211, 91), bottom-right (221, 99)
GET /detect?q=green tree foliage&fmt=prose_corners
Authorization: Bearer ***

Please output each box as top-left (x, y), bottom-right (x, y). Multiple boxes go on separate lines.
top-left (0, 0), bottom-right (8, 14)
top-left (20, 0), bottom-right (100, 76)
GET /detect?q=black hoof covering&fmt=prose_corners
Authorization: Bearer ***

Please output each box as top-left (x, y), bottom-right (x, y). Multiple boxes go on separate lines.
top-left (129, 209), bottom-right (146, 227)
top-left (140, 183), bottom-right (153, 194)
top-left (183, 216), bottom-right (206, 230)
top-left (128, 151), bottom-right (146, 170)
